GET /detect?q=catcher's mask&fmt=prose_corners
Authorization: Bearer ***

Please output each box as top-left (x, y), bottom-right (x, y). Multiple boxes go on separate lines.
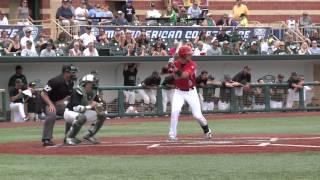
top-left (79, 74), bottom-right (96, 88)
top-left (62, 64), bottom-right (79, 81)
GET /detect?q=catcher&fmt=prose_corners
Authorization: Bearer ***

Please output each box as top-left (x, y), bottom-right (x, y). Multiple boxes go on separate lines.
top-left (63, 74), bottom-right (107, 145)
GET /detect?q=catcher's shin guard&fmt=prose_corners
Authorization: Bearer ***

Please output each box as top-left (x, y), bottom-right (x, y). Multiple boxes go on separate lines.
top-left (67, 114), bottom-right (87, 138)
top-left (84, 114), bottom-right (106, 138)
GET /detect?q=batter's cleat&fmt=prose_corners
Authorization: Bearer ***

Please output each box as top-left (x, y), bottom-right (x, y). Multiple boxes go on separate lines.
top-left (83, 136), bottom-right (100, 144)
top-left (204, 128), bottom-right (212, 140)
top-left (167, 136), bottom-right (178, 142)
top-left (42, 139), bottom-right (55, 147)
top-left (65, 138), bottom-right (81, 146)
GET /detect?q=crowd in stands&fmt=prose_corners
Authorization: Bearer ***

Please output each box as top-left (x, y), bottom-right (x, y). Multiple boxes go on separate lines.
top-left (0, 0), bottom-right (319, 57)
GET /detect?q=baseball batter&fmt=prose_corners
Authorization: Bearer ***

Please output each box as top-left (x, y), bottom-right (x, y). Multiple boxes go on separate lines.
top-left (163, 45), bottom-right (212, 141)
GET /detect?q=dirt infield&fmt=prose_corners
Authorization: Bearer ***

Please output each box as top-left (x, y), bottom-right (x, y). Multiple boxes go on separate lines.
top-left (0, 134), bottom-right (320, 156)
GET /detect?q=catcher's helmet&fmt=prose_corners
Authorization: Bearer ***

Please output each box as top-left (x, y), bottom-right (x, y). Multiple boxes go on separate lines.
top-left (79, 74), bottom-right (96, 87)
top-left (178, 45), bottom-right (193, 58)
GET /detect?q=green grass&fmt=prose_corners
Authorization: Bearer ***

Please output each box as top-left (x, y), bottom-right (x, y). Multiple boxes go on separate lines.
top-left (0, 153), bottom-right (319, 180)
top-left (0, 116), bottom-right (320, 179)
top-left (0, 116), bottom-right (319, 144)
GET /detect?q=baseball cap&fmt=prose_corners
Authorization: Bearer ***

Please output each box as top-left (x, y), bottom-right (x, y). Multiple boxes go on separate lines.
top-left (25, 27), bottom-right (32, 32)
top-left (251, 41), bottom-right (257, 46)
top-left (118, 11), bottom-right (123, 14)
top-left (29, 81), bottom-right (36, 87)
top-left (223, 40), bottom-right (229, 44)
top-left (62, 64), bottom-right (78, 73)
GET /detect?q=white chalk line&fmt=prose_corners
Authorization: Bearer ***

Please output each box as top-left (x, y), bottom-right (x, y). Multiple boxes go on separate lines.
top-left (46, 136), bottom-right (320, 149)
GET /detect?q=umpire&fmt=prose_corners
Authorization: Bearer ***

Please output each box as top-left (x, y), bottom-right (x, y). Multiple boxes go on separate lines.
top-left (41, 64), bottom-right (78, 146)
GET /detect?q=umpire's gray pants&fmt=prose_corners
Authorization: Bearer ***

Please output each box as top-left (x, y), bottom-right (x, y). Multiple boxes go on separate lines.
top-left (42, 103), bottom-right (66, 140)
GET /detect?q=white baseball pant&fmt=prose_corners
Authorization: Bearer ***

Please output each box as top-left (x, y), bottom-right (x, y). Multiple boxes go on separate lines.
top-left (10, 102), bottom-right (26, 123)
top-left (64, 109), bottom-right (98, 124)
top-left (162, 89), bottom-right (175, 112)
top-left (124, 90), bottom-right (136, 105)
top-left (138, 89), bottom-right (157, 105)
top-left (169, 88), bottom-right (208, 138)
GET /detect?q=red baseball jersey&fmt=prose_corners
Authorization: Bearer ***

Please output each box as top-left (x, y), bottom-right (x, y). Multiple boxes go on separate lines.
top-left (174, 59), bottom-right (197, 89)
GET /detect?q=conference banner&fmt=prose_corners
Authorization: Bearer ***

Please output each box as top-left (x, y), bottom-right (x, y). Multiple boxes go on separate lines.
top-left (84, 26), bottom-right (273, 41)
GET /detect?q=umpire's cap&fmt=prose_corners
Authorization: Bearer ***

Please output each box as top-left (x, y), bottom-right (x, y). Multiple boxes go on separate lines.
top-left (62, 64), bottom-right (78, 73)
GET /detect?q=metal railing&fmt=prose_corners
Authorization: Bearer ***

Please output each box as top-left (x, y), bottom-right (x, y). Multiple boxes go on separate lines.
top-left (97, 82), bottom-right (320, 118)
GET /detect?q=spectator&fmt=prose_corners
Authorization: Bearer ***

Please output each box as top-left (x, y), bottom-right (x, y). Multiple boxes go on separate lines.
top-left (125, 43), bottom-right (136, 56)
top-left (104, 4), bottom-right (114, 19)
top-left (136, 29), bottom-right (149, 48)
top-left (95, 4), bottom-right (113, 25)
top-left (309, 30), bottom-right (319, 43)
top-left (227, 14), bottom-right (238, 26)
top-left (138, 45), bottom-right (149, 56)
top-left (121, 30), bottom-right (136, 48)
top-left (178, 7), bottom-right (188, 24)
top-left (40, 42), bottom-right (56, 57)
top-left (204, 35), bottom-right (214, 50)
top-left (286, 15), bottom-right (297, 31)
top-left (0, 11), bottom-right (8, 25)
top-left (299, 12), bottom-right (312, 36)
top-left (138, 71), bottom-right (161, 111)
top-left (309, 40), bottom-right (320, 55)
top-left (232, 41), bottom-right (242, 55)
top-left (56, 0), bottom-right (79, 33)
top-left (172, 2), bottom-right (180, 14)
top-left (285, 35), bottom-right (299, 54)
top-left (221, 41), bottom-right (232, 55)
top-left (87, 2), bottom-right (97, 24)
top-left (111, 11), bottom-right (129, 25)
top-left (110, 27), bottom-right (122, 45)
top-left (123, 63), bottom-right (138, 111)
top-left (164, 6), bottom-right (177, 24)
top-left (36, 33), bottom-right (49, 50)
top-left (146, 3), bottom-right (161, 25)
top-left (247, 41), bottom-right (259, 55)
top-left (274, 41), bottom-right (289, 55)
top-left (74, 1), bottom-right (88, 25)
top-left (152, 44), bottom-right (167, 56)
top-left (20, 27), bottom-right (35, 51)
top-left (169, 41), bottom-right (180, 56)
top-left (153, 37), bottom-right (166, 51)
top-left (286, 72), bottom-right (303, 108)
top-left (193, 41), bottom-right (207, 56)
top-left (206, 39), bottom-right (222, 56)
top-left (298, 41), bottom-right (310, 55)
top-left (8, 65), bottom-right (28, 91)
top-left (217, 29), bottom-right (230, 42)
top-left (202, 13), bottom-right (216, 26)
top-left (80, 26), bottom-right (96, 47)
top-left (188, 2), bottom-right (202, 18)
top-left (17, 0), bottom-right (30, 25)
top-left (68, 0), bottom-right (75, 15)
top-left (0, 31), bottom-right (10, 48)
top-left (4, 34), bottom-right (22, 56)
top-left (68, 41), bottom-right (82, 56)
top-left (194, 30), bottom-right (207, 44)
top-left (21, 40), bottom-right (38, 57)
top-left (83, 41), bottom-right (98, 56)
top-left (93, 4), bottom-right (107, 25)
top-left (216, 14), bottom-right (228, 26)
top-left (121, 0), bottom-right (136, 23)
top-left (232, 0), bottom-right (249, 20)
top-left (238, 13), bottom-right (248, 27)
top-left (9, 79), bottom-right (28, 122)
top-left (54, 32), bottom-right (68, 48)
top-left (96, 28), bottom-right (109, 44)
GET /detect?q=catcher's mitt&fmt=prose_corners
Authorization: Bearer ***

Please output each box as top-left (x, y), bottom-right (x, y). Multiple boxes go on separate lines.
top-left (95, 103), bottom-right (105, 115)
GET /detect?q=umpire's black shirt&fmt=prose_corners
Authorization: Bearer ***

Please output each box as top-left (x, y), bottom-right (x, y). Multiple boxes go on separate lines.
top-left (43, 74), bottom-right (74, 103)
